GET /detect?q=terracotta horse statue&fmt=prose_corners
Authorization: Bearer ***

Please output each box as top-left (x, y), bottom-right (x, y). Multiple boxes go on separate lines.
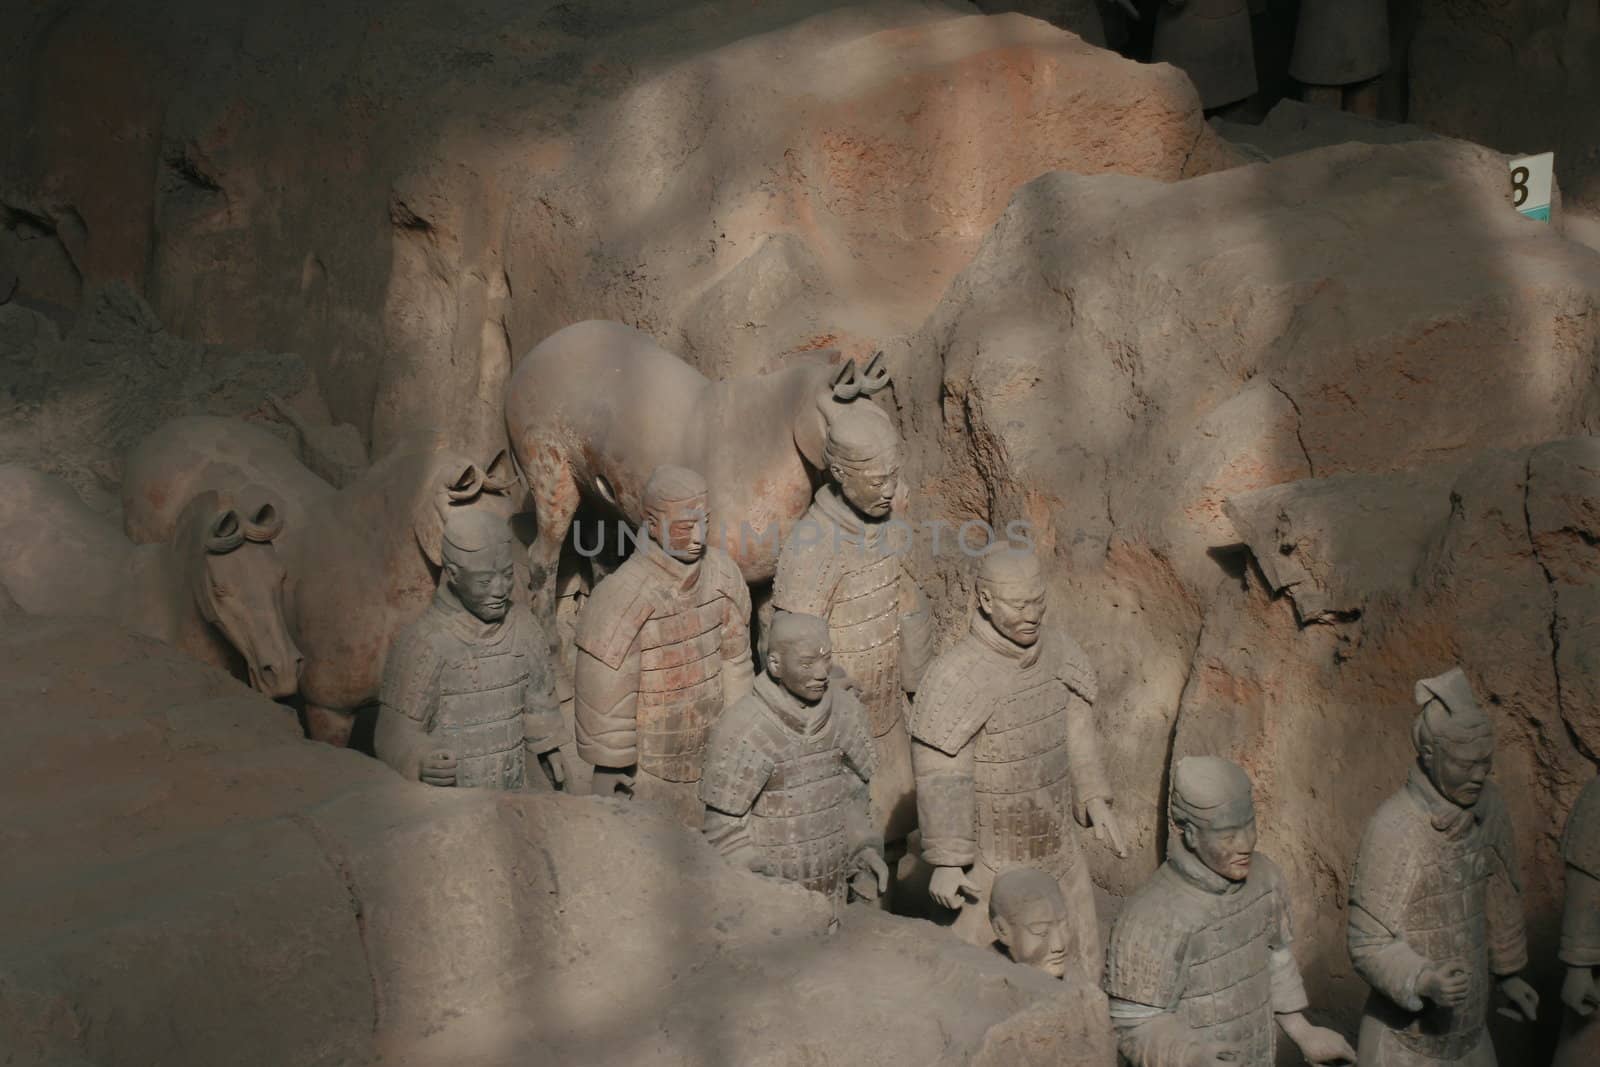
top-left (120, 416), bottom-right (519, 746)
top-left (0, 464), bottom-right (301, 698)
top-left (504, 319), bottom-right (892, 619)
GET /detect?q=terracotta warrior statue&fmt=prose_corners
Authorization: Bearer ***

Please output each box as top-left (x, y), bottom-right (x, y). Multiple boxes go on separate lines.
top-left (1348, 668), bottom-right (1539, 1066)
top-left (769, 399), bottom-right (934, 845)
top-left (989, 868), bottom-right (1072, 979)
top-left (907, 544), bottom-right (1123, 979)
top-left (574, 464), bottom-right (755, 826)
top-left (1290, 0), bottom-right (1389, 116)
top-left (374, 509), bottom-right (565, 790)
top-left (1151, 0), bottom-right (1259, 114)
top-left (699, 611), bottom-right (888, 905)
top-left (1557, 775), bottom-right (1600, 1067)
top-left (1105, 756), bottom-right (1356, 1067)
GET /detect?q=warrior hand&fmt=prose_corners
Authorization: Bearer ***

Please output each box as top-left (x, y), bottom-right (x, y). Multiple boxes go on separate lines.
top-left (1186, 1041), bottom-right (1242, 1067)
top-left (929, 866), bottom-right (981, 910)
top-left (1563, 966), bottom-right (1599, 1017)
top-left (1499, 975), bottom-right (1539, 1022)
top-left (1294, 1025), bottom-right (1355, 1065)
top-left (540, 750), bottom-right (567, 790)
top-left (852, 848), bottom-right (890, 895)
top-left (420, 751), bottom-right (458, 787)
top-left (1087, 797), bottom-right (1129, 858)
top-left (1418, 963), bottom-right (1471, 1008)
top-left (591, 767), bottom-right (636, 797)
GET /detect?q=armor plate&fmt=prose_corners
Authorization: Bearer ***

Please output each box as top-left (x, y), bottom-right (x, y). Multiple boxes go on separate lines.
top-left (636, 594), bottom-right (728, 782)
top-left (432, 622), bottom-right (533, 789)
top-left (974, 671), bottom-right (1075, 873)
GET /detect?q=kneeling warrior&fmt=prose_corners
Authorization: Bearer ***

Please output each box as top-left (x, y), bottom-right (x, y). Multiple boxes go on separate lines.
top-left (700, 611), bottom-right (888, 905)
top-left (1348, 668), bottom-right (1538, 1066)
top-left (1105, 757), bottom-right (1355, 1067)
top-left (375, 508), bottom-right (565, 790)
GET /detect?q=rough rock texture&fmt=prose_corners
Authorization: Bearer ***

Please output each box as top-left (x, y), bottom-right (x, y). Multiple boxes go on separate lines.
top-left (2, 0), bottom-right (1239, 462)
top-left (0, 617), bottom-right (1114, 1067)
top-left (1410, 0), bottom-right (1600, 213)
top-left (1211, 98), bottom-right (1440, 164)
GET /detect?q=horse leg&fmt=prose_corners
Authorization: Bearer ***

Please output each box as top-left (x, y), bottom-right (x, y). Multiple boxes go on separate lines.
top-left (304, 702), bottom-right (355, 747)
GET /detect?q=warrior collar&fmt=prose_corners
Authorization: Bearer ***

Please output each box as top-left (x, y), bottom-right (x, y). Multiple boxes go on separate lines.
top-left (1169, 836), bottom-right (1245, 897)
top-left (754, 672), bottom-right (833, 737)
top-left (812, 484), bottom-right (890, 549)
top-left (969, 612), bottom-right (1043, 670)
top-left (432, 584), bottom-right (511, 644)
top-left (640, 536), bottom-right (704, 592)
top-left (1405, 764), bottom-right (1481, 837)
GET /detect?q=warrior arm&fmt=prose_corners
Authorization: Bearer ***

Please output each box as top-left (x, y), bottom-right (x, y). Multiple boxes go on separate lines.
top-left (519, 617), bottom-right (565, 756)
top-left (1347, 902), bottom-right (1428, 1012)
top-left (719, 564), bottom-right (756, 706)
top-left (1266, 867), bottom-right (1312, 1014)
top-left (573, 643), bottom-right (642, 769)
top-left (1065, 690), bottom-right (1113, 824)
top-left (897, 567), bottom-right (935, 695)
top-left (911, 736), bottom-right (977, 868)
top-left (702, 808), bottom-right (766, 872)
top-left (1110, 1001), bottom-right (1203, 1067)
top-left (374, 632), bottom-right (444, 781)
top-left (1563, 867), bottom-right (1600, 967)
top-left (1482, 788), bottom-right (1530, 975)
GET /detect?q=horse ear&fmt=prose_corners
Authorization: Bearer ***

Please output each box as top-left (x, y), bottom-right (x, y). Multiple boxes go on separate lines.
top-left (205, 509), bottom-right (245, 554)
top-left (446, 462), bottom-right (484, 502)
top-left (481, 449), bottom-right (518, 493)
top-left (830, 359), bottom-right (859, 401)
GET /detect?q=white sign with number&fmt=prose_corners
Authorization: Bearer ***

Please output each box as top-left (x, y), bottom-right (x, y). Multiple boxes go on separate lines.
top-left (1509, 152), bottom-right (1554, 222)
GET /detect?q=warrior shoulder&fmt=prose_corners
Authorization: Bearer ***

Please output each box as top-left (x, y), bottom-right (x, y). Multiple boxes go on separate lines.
top-left (772, 521), bottom-right (841, 611)
top-left (381, 615), bottom-right (449, 706)
top-left (1043, 629), bottom-right (1098, 703)
top-left (1104, 868), bottom-right (1193, 1005)
top-left (701, 693), bottom-right (780, 813)
top-left (575, 558), bottom-right (655, 668)
top-left (908, 638), bottom-right (991, 754)
top-left (705, 548), bottom-right (751, 607)
top-left (1351, 791), bottom-right (1423, 901)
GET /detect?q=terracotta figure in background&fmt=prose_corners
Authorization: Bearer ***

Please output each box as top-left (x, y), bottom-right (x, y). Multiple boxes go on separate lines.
top-left (1291, 0), bottom-right (1389, 117)
top-left (375, 509), bottom-right (564, 790)
top-left (989, 868), bottom-right (1073, 979)
top-left (769, 398), bottom-right (935, 848)
top-left (700, 611), bottom-right (887, 905)
top-left (1151, 0), bottom-right (1259, 114)
top-left (1105, 756), bottom-right (1356, 1067)
top-left (908, 544), bottom-right (1122, 979)
top-left (1348, 668), bottom-right (1538, 1066)
top-left (1551, 776), bottom-right (1600, 1066)
top-left (574, 465), bottom-right (755, 826)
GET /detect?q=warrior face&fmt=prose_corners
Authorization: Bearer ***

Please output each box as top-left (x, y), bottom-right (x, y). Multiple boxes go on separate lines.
top-left (649, 497), bottom-right (709, 563)
top-left (445, 538), bottom-right (516, 623)
top-left (768, 614), bottom-right (832, 705)
top-left (830, 445), bottom-right (900, 521)
top-left (1185, 809), bottom-right (1258, 884)
top-left (976, 549), bottom-right (1047, 648)
top-left (1422, 734), bottom-right (1494, 808)
top-left (992, 883), bottom-right (1068, 979)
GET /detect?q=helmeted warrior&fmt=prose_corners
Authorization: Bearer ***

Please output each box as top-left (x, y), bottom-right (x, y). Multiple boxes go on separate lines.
top-left (770, 399), bottom-right (934, 845)
top-left (1556, 776), bottom-right (1600, 1067)
top-left (1290, 0), bottom-right (1389, 116)
top-left (1348, 668), bottom-right (1539, 1066)
top-left (1105, 757), bottom-right (1356, 1067)
top-left (700, 611), bottom-right (888, 906)
top-left (907, 544), bottom-right (1124, 977)
top-left (375, 509), bottom-right (565, 790)
top-left (990, 867), bottom-right (1073, 979)
top-left (574, 465), bottom-right (755, 826)
top-left (1151, 0), bottom-right (1259, 113)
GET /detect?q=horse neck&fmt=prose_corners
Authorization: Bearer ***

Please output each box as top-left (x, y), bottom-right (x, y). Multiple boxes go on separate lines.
top-left (707, 362), bottom-right (829, 457)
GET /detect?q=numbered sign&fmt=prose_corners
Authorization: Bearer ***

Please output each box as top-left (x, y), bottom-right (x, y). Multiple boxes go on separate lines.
top-left (1509, 152), bottom-right (1555, 222)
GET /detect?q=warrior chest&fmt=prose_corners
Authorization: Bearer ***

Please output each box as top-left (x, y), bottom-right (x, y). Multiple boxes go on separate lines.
top-left (637, 590), bottom-right (727, 693)
top-left (1402, 827), bottom-right (1492, 933)
top-left (436, 634), bottom-right (529, 726)
top-left (1176, 882), bottom-right (1278, 1061)
top-left (974, 671), bottom-right (1070, 764)
top-left (826, 545), bottom-right (900, 651)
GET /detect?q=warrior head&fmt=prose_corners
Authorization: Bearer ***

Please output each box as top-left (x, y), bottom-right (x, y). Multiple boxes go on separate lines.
top-left (989, 867), bottom-right (1071, 979)
top-left (823, 402), bottom-right (900, 521)
top-left (975, 542), bottom-right (1046, 648)
top-left (766, 611), bottom-right (832, 706)
top-left (441, 508), bottom-right (515, 623)
top-left (1171, 756), bottom-right (1257, 883)
top-left (642, 465), bottom-right (709, 564)
top-left (1412, 667), bottom-right (1495, 809)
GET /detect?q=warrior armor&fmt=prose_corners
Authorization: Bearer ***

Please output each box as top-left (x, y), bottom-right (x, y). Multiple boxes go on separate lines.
top-left (1557, 777), bottom-right (1600, 1067)
top-left (1151, 0), bottom-right (1256, 111)
top-left (771, 486), bottom-right (930, 738)
top-left (1290, 0), bottom-right (1389, 88)
top-left (574, 542), bottom-right (753, 784)
top-left (1349, 770), bottom-right (1527, 1066)
top-left (376, 596), bottom-right (562, 789)
top-left (700, 674), bottom-right (877, 899)
top-left (1104, 847), bottom-right (1309, 1067)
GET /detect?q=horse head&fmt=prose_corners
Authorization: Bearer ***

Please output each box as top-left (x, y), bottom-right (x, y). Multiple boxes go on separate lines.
top-left (178, 486), bottom-right (303, 699)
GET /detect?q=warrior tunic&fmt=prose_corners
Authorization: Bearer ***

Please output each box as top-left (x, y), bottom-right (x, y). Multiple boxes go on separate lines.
top-left (574, 541), bottom-right (754, 826)
top-left (1104, 846), bottom-right (1309, 1067)
top-left (907, 616), bottom-right (1110, 976)
top-left (1555, 776), bottom-right (1600, 1067)
top-left (699, 673), bottom-right (878, 902)
top-left (375, 590), bottom-right (563, 789)
top-left (771, 485), bottom-right (934, 842)
top-left (1348, 770), bottom-right (1528, 1067)
top-left (1151, 0), bottom-right (1256, 111)
top-left (1290, 0), bottom-right (1389, 88)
